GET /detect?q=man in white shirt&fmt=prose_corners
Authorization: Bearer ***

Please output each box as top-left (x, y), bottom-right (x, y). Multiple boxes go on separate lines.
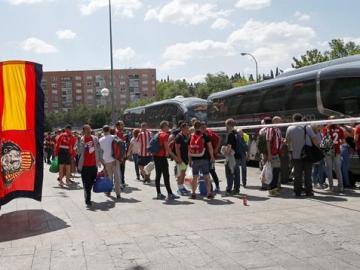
top-left (99, 125), bottom-right (121, 199)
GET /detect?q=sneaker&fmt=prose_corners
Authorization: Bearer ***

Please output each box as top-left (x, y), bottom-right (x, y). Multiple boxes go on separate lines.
top-left (269, 189), bottom-right (280, 197)
top-left (116, 195), bottom-right (121, 200)
top-left (105, 192), bottom-right (111, 197)
top-left (306, 192), bottom-right (314, 197)
top-left (177, 188), bottom-right (189, 196)
top-left (338, 187), bottom-right (344, 193)
top-left (156, 193), bottom-right (166, 200)
top-left (225, 190), bottom-right (232, 196)
top-left (207, 193), bottom-right (214, 199)
top-left (231, 190), bottom-right (240, 196)
top-left (214, 187), bottom-right (221, 194)
top-left (314, 183), bottom-right (321, 189)
top-left (167, 193), bottom-right (180, 200)
top-left (190, 193), bottom-right (197, 199)
top-left (86, 201), bottom-right (92, 207)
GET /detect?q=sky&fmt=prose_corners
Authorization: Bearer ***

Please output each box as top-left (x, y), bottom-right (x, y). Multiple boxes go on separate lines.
top-left (1, 0), bottom-right (360, 82)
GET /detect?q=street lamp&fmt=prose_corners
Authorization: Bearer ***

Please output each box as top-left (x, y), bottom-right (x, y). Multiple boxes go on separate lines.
top-left (241, 52), bottom-right (259, 83)
top-left (108, 0), bottom-right (115, 124)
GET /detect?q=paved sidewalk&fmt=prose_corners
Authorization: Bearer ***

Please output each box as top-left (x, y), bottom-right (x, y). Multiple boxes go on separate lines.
top-left (1, 162), bottom-right (360, 270)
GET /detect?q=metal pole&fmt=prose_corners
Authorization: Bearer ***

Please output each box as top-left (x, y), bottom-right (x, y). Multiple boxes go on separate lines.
top-left (108, 0), bottom-right (115, 124)
top-left (241, 53), bottom-right (259, 83)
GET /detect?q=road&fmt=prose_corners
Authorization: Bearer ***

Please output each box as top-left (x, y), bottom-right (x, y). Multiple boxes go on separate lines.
top-left (1, 161), bottom-right (360, 270)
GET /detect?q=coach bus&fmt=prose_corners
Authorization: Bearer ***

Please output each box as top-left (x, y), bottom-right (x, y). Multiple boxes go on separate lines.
top-left (207, 55), bottom-right (360, 175)
top-left (123, 96), bottom-right (208, 129)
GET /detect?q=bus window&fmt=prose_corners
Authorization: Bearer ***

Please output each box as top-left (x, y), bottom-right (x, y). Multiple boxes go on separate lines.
top-left (239, 90), bottom-right (261, 115)
top-left (321, 77), bottom-right (360, 115)
top-left (286, 80), bottom-right (317, 110)
top-left (261, 86), bottom-right (287, 113)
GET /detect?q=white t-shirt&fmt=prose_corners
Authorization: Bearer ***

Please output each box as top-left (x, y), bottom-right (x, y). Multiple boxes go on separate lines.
top-left (130, 137), bottom-right (140, 155)
top-left (99, 134), bottom-right (115, 163)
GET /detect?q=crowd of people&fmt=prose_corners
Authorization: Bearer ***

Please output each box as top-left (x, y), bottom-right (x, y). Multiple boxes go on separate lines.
top-left (43, 114), bottom-right (360, 207)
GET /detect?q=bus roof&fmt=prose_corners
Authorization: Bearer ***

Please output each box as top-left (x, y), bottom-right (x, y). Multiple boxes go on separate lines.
top-left (124, 96), bottom-right (207, 113)
top-left (208, 56), bottom-right (360, 100)
top-left (277, 55), bottom-right (360, 78)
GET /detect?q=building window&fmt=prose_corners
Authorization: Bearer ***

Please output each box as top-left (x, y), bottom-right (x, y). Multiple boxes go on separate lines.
top-left (52, 90), bottom-right (58, 94)
top-left (87, 81), bottom-right (92, 87)
top-left (51, 83), bottom-right (57, 88)
top-left (52, 103), bottom-right (59, 108)
top-left (142, 74), bottom-right (148, 79)
top-left (142, 80), bottom-right (148, 85)
top-left (76, 89), bottom-right (82, 94)
top-left (76, 96), bottom-right (82, 101)
top-left (87, 95), bottom-right (93, 100)
top-left (75, 76), bottom-right (82, 81)
top-left (86, 76), bottom-right (93, 80)
top-left (143, 87), bottom-right (148, 92)
top-left (152, 80), bottom-right (155, 85)
top-left (76, 82), bottom-right (82, 87)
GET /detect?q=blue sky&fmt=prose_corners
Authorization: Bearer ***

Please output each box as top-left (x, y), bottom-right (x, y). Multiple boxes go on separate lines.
top-left (1, 0), bottom-right (359, 82)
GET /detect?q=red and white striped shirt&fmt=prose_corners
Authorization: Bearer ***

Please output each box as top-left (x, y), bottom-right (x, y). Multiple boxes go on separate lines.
top-left (265, 127), bottom-right (283, 155)
top-left (137, 130), bottom-right (152, 157)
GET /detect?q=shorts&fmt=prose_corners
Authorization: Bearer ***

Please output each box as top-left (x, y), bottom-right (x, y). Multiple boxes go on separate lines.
top-left (58, 148), bottom-right (71, 165)
top-left (138, 156), bottom-right (153, 167)
top-left (192, 159), bottom-right (210, 177)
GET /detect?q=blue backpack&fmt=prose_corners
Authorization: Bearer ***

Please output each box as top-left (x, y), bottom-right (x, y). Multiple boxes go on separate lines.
top-left (147, 133), bottom-right (161, 154)
top-left (235, 132), bottom-right (248, 157)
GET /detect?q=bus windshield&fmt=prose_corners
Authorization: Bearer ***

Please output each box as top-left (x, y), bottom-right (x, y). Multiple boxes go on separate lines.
top-left (320, 77), bottom-right (360, 116)
top-left (188, 104), bottom-right (208, 122)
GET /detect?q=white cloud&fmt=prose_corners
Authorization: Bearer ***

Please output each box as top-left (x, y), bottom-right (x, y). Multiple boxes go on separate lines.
top-left (114, 47), bottom-right (136, 62)
top-left (80, 0), bottom-right (142, 17)
top-left (295, 11), bottom-right (311, 22)
top-left (163, 40), bottom-right (235, 62)
top-left (8, 0), bottom-right (51, 4)
top-left (159, 60), bottom-right (186, 70)
top-left (235, 0), bottom-right (271, 10)
top-left (227, 20), bottom-right (315, 46)
top-left (342, 37), bottom-right (360, 45)
top-left (160, 19), bottom-right (317, 70)
top-left (21, 37), bottom-right (58, 54)
top-left (56, 29), bottom-right (77, 40)
top-left (145, 0), bottom-right (230, 25)
top-left (211, 18), bottom-right (232, 30)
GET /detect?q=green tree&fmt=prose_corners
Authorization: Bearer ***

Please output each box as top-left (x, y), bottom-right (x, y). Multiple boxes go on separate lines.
top-left (292, 39), bottom-right (360, 68)
top-left (203, 72), bottom-right (233, 95)
top-left (292, 49), bottom-right (329, 68)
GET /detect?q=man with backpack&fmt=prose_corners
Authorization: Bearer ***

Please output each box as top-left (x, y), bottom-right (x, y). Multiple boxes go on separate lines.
top-left (236, 129), bottom-right (249, 188)
top-left (150, 121), bottom-right (180, 200)
top-left (188, 121), bottom-right (215, 199)
top-left (175, 122), bottom-right (191, 196)
top-left (322, 116), bottom-right (345, 192)
top-left (77, 124), bottom-right (101, 206)
top-left (115, 121), bottom-right (128, 188)
top-left (265, 116), bottom-right (283, 197)
top-left (224, 119), bottom-right (241, 195)
top-left (99, 125), bottom-right (121, 199)
top-left (286, 114), bottom-right (317, 197)
top-left (201, 122), bottom-right (221, 193)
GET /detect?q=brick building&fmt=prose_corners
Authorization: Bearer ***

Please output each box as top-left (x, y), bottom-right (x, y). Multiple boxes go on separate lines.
top-left (41, 69), bottom-right (156, 113)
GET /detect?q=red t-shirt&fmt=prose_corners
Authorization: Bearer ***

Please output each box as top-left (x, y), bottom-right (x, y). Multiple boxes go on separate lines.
top-left (155, 131), bottom-right (169, 157)
top-left (116, 129), bottom-right (125, 141)
top-left (83, 136), bottom-right (96, 167)
top-left (206, 128), bottom-right (220, 149)
top-left (266, 127), bottom-right (283, 156)
top-left (355, 125), bottom-right (360, 150)
top-left (322, 126), bottom-right (344, 155)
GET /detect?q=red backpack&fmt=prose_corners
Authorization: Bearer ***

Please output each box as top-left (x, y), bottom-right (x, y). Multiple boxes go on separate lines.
top-left (189, 132), bottom-right (206, 157)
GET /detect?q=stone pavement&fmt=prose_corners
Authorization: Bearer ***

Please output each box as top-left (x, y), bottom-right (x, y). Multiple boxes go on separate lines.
top-left (1, 162), bottom-right (360, 270)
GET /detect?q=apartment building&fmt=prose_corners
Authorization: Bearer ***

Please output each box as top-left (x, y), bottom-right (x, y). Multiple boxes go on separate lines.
top-left (41, 69), bottom-right (156, 113)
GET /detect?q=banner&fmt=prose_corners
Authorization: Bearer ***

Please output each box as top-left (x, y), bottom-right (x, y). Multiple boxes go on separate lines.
top-left (0, 61), bottom-right (44, 206)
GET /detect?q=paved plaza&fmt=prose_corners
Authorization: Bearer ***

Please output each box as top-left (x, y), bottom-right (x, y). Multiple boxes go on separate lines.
top-left (1, 162), bottom-right (360, 270)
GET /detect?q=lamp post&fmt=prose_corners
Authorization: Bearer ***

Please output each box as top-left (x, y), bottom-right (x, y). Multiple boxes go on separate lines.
top-left (241, 52), bottom-right (259, 83)
top-left (108, 0), bottom-right (115, 124)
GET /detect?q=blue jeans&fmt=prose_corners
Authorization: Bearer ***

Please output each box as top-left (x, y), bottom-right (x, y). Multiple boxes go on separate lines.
top-left (239, 155), bottom-right (247, 185)
top-left (312, 159), bottom-right (326, 185)
top-left (341, 144), bottom-right (350, 187)
top-left (133, 154), bottom-right (140, 179)
top-left (269, 168), bottom-right (280, 190)
top-left (225, 159), bottom-right (240, 192)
